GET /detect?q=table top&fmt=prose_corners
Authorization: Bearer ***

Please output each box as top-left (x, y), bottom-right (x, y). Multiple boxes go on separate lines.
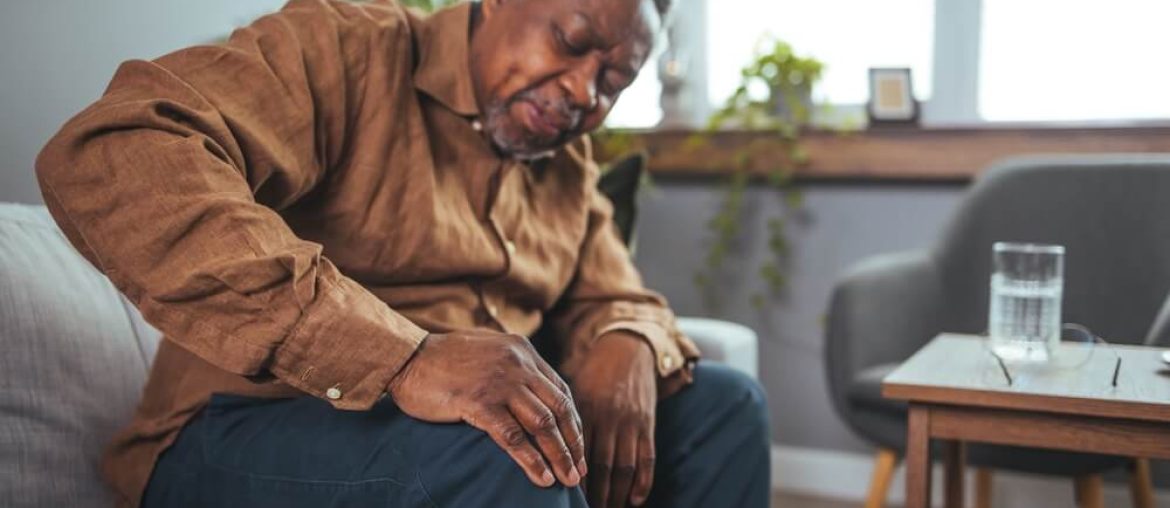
top-left (882, 334), bottom-right (1170, 423)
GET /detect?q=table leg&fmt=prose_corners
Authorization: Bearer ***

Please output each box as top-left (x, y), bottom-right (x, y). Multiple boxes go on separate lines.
top-left (943, 440), bottom-right (965, 508)
top-left (906, 405), bottom-right (932, 508)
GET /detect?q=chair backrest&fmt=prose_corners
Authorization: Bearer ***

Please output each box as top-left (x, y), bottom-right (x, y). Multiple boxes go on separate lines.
top-left (932, 155), bottom-right (1170, 345)
top-left (0, 203), bottom-right (161, 508)
top-left (1144, 293), bottom-right (1170, 346)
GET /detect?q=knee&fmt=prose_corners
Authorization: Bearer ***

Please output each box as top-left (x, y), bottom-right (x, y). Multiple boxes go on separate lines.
top-left (416, 423), bottom-right (584, 507)
top-left (692, 363), bottom-right (769, 431)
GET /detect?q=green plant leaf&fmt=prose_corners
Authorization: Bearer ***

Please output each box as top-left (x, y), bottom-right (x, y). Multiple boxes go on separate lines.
top-left (692, 35), bottom-right (825, 307)
top-left (784, 189), bottom-right (805, 209)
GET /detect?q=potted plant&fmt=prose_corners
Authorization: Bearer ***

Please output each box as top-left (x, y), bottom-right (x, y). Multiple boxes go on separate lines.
top-left (691, 37), bottom-right (824, 310)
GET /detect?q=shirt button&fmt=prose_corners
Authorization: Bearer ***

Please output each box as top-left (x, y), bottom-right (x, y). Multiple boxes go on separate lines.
top-left (660, 355), bottom-right (675, 370)
top-left (325, 387), bottom-right (342, 400)
top-left (504, 240), bottom-right (517, 256)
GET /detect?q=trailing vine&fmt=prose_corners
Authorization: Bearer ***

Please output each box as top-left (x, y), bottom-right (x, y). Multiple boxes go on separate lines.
top-left (691, 37), bottom-right (824, 311)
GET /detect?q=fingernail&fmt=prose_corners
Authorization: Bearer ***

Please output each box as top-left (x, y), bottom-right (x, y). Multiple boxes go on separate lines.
top-left (577, 458), bottom-right (588, 476)
top-left (541, 470), bottom-right (555, 486)
top-left (567, 467), bottom-right (580, 485)
top-left (632, 495), bottom-right (646, 506)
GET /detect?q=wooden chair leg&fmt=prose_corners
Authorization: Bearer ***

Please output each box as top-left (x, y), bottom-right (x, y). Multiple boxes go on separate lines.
top-left (1130, 458), bottom-right (1155, 508)
top-left (864, 448), bottom-right (899, 508)
top-left (974, 468), bottom-right (993, 508)
top-left (1074, 474), bottom-right (1104, 508)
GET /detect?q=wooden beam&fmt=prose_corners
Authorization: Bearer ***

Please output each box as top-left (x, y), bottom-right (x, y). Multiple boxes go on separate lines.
top-left (974, 468), bottom-right (993, 508)
top-left (1074, 475), bottom-right (1105, 508)
top-left (943, 440), bottom-right (966, 508)
top-left (928, 405), bottom-right (1170, 459)
top-left (611, 124), bottom-right (1170, 181)
top-left (905, 406), bottom-right (933, 508)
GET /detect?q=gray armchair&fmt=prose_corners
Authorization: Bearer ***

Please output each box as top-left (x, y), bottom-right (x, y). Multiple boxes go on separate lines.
top-left (826, 155), bottom-right (1170, 507)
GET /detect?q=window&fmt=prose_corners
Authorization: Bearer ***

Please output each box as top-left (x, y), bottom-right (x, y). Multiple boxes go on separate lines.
top-left (607, 0), bottom-right (1170, 128)
top-left (606, 58), bottom-right (663, 128)
top-left (706, 0), bottom-right (935, 107)
top-left (979, 0), bottom-right (1170, 122)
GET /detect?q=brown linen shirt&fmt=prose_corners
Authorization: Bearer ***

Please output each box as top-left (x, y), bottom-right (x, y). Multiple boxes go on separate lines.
top-left (33, 1), bottom-right (699, 506)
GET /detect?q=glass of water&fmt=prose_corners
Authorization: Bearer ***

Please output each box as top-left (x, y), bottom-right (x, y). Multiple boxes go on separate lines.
top-left (988, 242), bottom-right (1065, 363)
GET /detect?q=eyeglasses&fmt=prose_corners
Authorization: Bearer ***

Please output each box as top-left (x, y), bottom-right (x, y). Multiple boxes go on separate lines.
top-left (986, 323), bottom-right (1121, 388)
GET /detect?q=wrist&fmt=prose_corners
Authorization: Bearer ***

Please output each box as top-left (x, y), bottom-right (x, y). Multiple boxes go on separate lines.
top-left (596, 330), bottom-right (655, 362)
top-left (387, 333), bottom-right (431, 396)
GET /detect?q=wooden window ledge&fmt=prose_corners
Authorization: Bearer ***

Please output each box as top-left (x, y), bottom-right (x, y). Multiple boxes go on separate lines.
top-left (606, 124), bottom-right (1170, 182)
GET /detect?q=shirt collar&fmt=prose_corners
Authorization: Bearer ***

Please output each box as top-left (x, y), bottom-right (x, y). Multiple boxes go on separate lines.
top-left (412, 2), bottom-right (480, 117)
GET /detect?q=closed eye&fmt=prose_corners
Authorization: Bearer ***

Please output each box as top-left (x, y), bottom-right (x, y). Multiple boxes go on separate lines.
top-left (554, 24), bottom-right (588, 57)
top-left (600, 69), bottom-right (634, 95)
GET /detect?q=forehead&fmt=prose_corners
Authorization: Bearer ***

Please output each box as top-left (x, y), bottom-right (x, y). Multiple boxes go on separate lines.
top-left (552, 0), bottom-right (661, 46)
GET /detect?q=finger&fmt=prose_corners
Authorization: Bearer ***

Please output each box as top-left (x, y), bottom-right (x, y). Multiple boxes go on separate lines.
top-left (608, 426), bottom-right (638, 508)
top-left (471, 408), bottom-right (555, 488)
top-left (528, 375), bottom-right (586, 478)
top-left (588, 425), bottom-right (617, 508)
top-left (510, 388), bottom-right (580, 487)
top-left (533, 358), bottom-right (585, 434)
top-left (629, 429), bottom-right (656, 506)
top-left (533, 354), bottom-right (572, 396)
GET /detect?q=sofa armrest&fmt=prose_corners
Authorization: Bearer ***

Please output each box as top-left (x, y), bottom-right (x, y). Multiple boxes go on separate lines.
top-left (676, 317), bottom-right (758, 380)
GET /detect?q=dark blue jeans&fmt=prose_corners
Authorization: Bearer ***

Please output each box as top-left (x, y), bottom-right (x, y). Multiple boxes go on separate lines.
top-left (142, 362), bottom-right (770, 508)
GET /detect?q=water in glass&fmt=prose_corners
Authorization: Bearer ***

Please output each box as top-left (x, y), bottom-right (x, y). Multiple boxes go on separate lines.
top-left (988, 243), bottom-right (1064, 362)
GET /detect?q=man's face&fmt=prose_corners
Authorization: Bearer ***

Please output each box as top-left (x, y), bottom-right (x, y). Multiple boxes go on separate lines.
top-left (469, 0), bottom-right (660, 158)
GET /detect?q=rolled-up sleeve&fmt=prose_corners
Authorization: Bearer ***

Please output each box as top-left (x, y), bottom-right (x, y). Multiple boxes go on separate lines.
top-left (548, 141), bottom-right (701, 396)
top-left (35, 0), bottom-right (426, 411)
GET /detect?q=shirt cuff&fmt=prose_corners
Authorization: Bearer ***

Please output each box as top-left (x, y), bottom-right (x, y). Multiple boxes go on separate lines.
top-left (268, 276), bottom-right (428, 410)
top-left (596, 320), bottom-right (697, 378)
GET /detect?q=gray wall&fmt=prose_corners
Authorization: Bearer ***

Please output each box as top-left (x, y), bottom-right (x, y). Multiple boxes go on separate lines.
top-left (0, 0), bottom-right (285, 203)
top-left (0, 0), bottom-right (967, 456)
top-left (633, 182), bottom-right (965, 451)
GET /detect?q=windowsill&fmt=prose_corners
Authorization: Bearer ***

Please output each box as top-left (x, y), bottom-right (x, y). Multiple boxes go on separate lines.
top-left (604, 122), bottom-right (1170, 182)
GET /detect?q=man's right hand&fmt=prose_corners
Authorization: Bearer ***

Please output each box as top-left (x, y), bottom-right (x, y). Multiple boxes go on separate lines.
top-left (386, 330), bottom-right (586, 488)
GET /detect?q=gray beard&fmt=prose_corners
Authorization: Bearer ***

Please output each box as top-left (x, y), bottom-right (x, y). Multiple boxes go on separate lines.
top-left (483, 106), bottom-right (553, 160)
top-left (481, 95), bottom-right (575, 161)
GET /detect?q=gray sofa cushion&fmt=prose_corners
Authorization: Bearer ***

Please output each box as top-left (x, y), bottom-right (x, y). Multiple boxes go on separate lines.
top-left (0, 203), bottom-right (159, 508)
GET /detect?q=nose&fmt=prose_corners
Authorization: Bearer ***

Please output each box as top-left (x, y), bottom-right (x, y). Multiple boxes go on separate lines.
top-left (558, 58), bottom-right (600, 112)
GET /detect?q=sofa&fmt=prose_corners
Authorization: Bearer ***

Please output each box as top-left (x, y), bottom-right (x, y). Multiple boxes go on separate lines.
top-left (0, 202), bottom-right (758, 507)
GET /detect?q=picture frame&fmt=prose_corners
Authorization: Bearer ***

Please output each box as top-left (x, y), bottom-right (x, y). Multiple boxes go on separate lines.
top-left (867, 68), bottom-right (919, 125)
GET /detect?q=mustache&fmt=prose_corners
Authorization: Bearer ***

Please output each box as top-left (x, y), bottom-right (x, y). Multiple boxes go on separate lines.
top-left (510, 89), bottom-right (584, 133)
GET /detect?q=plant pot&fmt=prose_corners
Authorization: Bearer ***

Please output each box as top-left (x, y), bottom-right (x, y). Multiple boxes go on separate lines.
top-left (772, 83), bottom-right (814, 126)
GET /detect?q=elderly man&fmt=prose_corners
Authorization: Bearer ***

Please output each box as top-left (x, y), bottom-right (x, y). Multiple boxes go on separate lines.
top-left (35, 0), bottom-right (769, 507)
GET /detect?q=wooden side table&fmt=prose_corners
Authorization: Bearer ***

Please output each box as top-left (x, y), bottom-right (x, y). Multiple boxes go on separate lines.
top-left (882, 334), bottom-right (1170, 508)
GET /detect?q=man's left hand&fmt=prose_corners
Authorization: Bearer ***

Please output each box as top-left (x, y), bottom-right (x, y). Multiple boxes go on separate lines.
top-left (572, 331), bottom-right (658, 508)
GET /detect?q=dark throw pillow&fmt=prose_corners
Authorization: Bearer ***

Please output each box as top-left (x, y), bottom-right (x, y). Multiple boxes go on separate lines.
top-left (596, 152), bottom-right (647, 248)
